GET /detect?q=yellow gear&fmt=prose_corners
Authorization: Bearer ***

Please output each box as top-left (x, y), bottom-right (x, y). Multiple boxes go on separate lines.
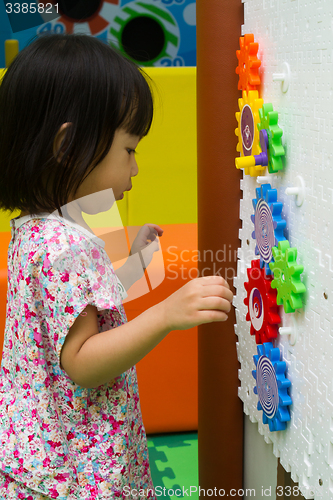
top-left (235, 90), bottom-right (265, 177)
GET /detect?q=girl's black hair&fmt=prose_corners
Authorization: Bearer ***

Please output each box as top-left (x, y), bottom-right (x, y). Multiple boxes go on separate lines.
top-left (0, 33), bottom-right (154, 216)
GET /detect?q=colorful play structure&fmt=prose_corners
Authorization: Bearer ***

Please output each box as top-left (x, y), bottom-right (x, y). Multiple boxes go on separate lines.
top-left (0, 0), bottom-right (196, 68)
top-left (0, 60), bottom-right (198, 437)
top-left (2, 0), bottom-right (332, 498)
top-left (0, 1), bottom-right (201, 494)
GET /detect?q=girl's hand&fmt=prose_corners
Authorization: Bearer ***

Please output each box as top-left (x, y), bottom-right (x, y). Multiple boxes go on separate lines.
top-left (130, 224), bottom-right (163, 270)
top-left (130, 224), bottom-right (163, 256)
top-left (160, 276), bottom-right (234, 331)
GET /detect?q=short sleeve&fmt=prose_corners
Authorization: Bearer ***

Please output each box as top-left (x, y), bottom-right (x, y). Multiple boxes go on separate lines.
top-left (39, 229), bottom-right (123, 366)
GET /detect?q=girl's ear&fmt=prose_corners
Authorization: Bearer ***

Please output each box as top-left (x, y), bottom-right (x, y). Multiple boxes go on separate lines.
top-left (53, 122), bottom-right (72, 161)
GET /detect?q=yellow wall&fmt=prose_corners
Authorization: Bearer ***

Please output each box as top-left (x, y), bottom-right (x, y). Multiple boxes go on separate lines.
top-left (127, 67), bottom-right (197, 226)
top-left (0, 67), bottom-right (197, 231)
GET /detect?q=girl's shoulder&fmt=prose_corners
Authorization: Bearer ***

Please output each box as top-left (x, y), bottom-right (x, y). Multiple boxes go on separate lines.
top-left (11, 212), bottom-right (105, 249)
top-left (9, 212), bottom-right (124, 312)
top-left (10, 213), bottom-right (112, 278)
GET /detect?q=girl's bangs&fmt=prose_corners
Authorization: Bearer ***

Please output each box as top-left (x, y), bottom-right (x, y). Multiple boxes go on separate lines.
top-left (120, 72), bottom-right (154, 138)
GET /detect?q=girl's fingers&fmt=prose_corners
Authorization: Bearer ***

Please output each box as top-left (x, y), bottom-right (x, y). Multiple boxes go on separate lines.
top-left (145, 223), bottom-right (164, 236)
top-left (199, 296), bottom-right (232, 313)
top-left (200, 275), bottom-right (230, 289)
top-left (148, 232), bottom-right (157, 242)
top-left (141, 226), bottom-right (160, 242)
top-left (200, 284), bottom-right (233, 303)
top-left (196, 309), bottom-right (229, 323)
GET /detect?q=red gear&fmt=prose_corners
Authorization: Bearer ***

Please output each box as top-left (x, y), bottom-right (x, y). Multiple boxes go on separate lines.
top-left (236, 34), bottom-right (261, 93)
top-left (244, 259), bottom-right (281, 344)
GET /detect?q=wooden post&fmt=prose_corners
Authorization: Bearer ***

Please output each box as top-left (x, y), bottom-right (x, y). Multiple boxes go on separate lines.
top-left (197, 0), bottom-right (244, 496)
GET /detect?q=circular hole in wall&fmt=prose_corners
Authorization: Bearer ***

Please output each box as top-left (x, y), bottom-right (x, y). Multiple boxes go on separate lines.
top-left (324, 292), bottom-right (328, 300)
top-left (121, 16), bottom-right (165, 62)
top-left (58, 0), bottom-right (102, 20)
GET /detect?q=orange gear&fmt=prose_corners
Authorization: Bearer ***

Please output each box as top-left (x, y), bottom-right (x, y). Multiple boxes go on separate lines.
top-left (236, 34), bottom-right (261, 93)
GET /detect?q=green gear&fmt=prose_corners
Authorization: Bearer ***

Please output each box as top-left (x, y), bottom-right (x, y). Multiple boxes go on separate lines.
top-left (257, 103), bottom-right (285, 173)
top-left (269, 240), bottom-right (306, 313)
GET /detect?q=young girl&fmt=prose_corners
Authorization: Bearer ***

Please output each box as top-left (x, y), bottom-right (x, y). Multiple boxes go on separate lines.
top-left (0, 34), bottom-right (233, 499)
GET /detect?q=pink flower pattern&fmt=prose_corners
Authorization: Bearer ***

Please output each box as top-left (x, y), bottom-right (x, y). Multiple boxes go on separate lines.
top-left (0, 216), bottom-right (155, 499)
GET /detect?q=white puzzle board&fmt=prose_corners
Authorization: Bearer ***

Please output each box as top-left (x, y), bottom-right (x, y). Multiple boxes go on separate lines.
top-left (233, 0), bottom-right (333, 498)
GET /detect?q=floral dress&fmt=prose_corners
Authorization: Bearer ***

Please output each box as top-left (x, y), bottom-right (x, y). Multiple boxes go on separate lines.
top-left (0, 212), bottom-right (156, 499)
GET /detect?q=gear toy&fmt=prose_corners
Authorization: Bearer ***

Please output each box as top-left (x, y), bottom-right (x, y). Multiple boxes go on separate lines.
top-left (252, 342), bottom-right (292, 432)
top-left (235, 90), bottom-right (265, 176)
top-left (235, 34), bottom-right (261, 92)
top-left (269, 240), bottom-right (306, 313)
top-left (251, 184), bottom-right (286, 275)
top-left (257, 103), bottom-right (285, 173)
top-left (244, 259), bottom-right (281, 344)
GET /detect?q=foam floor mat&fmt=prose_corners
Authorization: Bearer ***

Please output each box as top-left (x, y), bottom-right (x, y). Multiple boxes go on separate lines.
top-left (147, 432), bottom-right (198, 499)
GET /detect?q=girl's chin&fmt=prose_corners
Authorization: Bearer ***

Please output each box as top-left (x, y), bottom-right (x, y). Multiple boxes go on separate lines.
top-left (118, 193), bottom-right (124, 200)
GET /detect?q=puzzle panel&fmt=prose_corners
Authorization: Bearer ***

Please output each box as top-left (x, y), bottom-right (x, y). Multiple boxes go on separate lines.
top-left (233, 1), bottom-right (333, 498)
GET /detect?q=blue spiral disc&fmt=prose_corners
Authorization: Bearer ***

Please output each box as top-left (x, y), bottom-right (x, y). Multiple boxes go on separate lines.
top-left (254, 199), bottom-right (275, 264)
top-left (252, 342), bottom-right (292, 432)
top-left (256, 355), bottom-right (279, 418)
top-left (251, 184), bottom-right (287, 275)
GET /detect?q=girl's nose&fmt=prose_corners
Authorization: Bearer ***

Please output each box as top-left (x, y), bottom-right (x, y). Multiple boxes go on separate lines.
top-left (132, 159), bottom-right (139, 177)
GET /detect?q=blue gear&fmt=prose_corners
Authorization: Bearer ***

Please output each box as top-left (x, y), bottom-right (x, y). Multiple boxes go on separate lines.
top-left (251, 183), bottom-right (286, 275)
top-left (252, 342), bottom-right (292, 432)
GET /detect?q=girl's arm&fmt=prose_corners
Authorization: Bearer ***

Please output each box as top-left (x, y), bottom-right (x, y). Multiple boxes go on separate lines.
top-left (114, 254), bottom-right (144, 291)
top-left (60, 276), bottom-right (233, 389)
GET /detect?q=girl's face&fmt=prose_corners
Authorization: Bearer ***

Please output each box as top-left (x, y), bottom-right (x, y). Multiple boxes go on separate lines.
top-left (69, 128), bottom-right (140, 204)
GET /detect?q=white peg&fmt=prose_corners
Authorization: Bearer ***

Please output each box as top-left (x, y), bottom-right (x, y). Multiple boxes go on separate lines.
top-left (279, 327), bottom-right (293, 336)
top-left (256, 176), bottom-right (271, 184)
top-left (273, 73), bottom-right (285, 81)
top-left (279, 326), bottom-right (297, 346)
top-left (285, 175), bottom-right (305, 207)
top-left (273, 62), bottom-right (291, 92)
top-left (285, 187), bottom-right (299, 196)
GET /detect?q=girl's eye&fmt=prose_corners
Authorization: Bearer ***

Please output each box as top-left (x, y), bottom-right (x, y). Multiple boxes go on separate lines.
top-left (126, 148), bottom-right (137, 155)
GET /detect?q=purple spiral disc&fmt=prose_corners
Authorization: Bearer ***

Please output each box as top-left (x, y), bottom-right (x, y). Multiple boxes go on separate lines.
top-left (254, 199), bottom-right (275, 263)
top-left (249, 288), bottom-right (264, 331)
top-left (257, 355), bottom-right (279, 418)
top-left (240, 104), bottom-right (254, 156)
